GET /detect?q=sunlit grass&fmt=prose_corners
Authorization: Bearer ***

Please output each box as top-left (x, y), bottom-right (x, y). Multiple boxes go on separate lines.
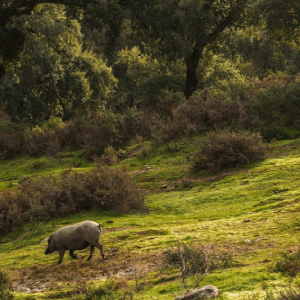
top-left (1, 137), bottom-right (300, 299)
top-left (0, 152), bottom-right (95, 191)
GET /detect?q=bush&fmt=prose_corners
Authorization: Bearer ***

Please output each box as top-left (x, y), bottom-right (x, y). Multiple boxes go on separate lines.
top-left (0, 267), bottom-right (14, 300)
top-left (0, 108), bottom-right (164, 160)
top-left (249, 75), bottom-right (300, 141)
top-left (74, 111), bottom-right (122, 158)
top-left (0, 119), bottom-right (69, 159)
top-left (273, 250), bottom-right (300, 277)
top-left (166, 243), bottom-right (208, 276)
top-left (100, 147), bottom-right (118, 165)
top-left (120, 107), bottom-right (162, 140)
top-left (165, 240), bottom-right (238, 290)
top-left (42, 116), bottom-right (64, 131)
top-left (0, 121), bottom-right (28, 159)
top-left (192, 130), bottom-right (265, 172)
top-left (26, 130), bottom-right (61, 158)
top-left (0, 163), bottom-right (147, 237)
top-left (161, 89), bottom-right (248, 141)
top-left (251, 119), bottom-right (289, 142)
top-left (166, 243), bottom-right (237, 275)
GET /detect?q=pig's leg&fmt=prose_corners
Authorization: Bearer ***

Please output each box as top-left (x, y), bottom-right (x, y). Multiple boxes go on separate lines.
top-left (93, 241), bottom-right (105, 260)
top-left (69, 250), bottom-right (78, 259)
top-left (87, 245), bottom-right (95, 260)
top-left (58, 250), bottom-right (65, 264)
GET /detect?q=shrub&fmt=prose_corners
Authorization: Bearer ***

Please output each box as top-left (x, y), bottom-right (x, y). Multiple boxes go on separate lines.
top-left (0, 267), bottom-right (14, 300)
top-left (251, 119), bottom-right (289, 142)
top-left (169, 96), bottom-right (207, 137)
top-left (42, 116), bottom-right (64, 131)
top-left (166, 242), bottom-right (208, 276)
top-left (0, 108), bottom-right (161, 161)
top-left (192, 130), bottom-right (265, 172)
top-left (249, 76), bottom-right (300, 140)
top-left (101, 147), bottom-right (118, 165)
top-left (0, 119), bottom-right (67, 159)
top-left (120, 107), bottom-right (161, 140)
top-left (246, 287), bottom-right (300, 300)
top-left (166, 243), bottom-right (237, 275)
top-left (74, 111), bottom-right (123, 158)
top-left (165, 240), bottom-right (238, 290)
top-left (0, 109), bottom-right (148, 160)
top-left (55, 120), bottom-right (79, 149)
top-left (26, 130), bottom-right (61, 158)
top-left (162, 89), bottom-right (248, 141)
top-left (0, 121), bottom-right (28, 159)
top-left (0, 163), bottom-right (147, 237)
top-left (273, 250), bottom-right (300, 277)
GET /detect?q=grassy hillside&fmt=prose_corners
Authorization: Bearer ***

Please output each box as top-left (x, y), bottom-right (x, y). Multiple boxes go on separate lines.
top-left (1, 136), bottom-right (300, 299)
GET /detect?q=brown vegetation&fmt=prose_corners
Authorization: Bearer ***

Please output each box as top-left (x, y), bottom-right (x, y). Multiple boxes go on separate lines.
top-left (153, 91), bottom-right (250, 146)
top-left (0, 109), bottom-right (162, 160)
top-left (192, 130), bottom-right (265, 172)
top-left (273, 250), bottom-right (300, 277)
top-left (0, 163), bottom-right (147, 237)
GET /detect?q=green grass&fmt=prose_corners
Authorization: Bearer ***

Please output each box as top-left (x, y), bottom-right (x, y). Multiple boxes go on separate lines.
top-left (1, 137), bottom-right (300, 299)
top-left (0, 151), bottom-right (95, 191)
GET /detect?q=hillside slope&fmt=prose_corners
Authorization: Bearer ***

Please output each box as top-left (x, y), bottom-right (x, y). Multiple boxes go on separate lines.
top-left (0, 137), bottom-right (300, 299)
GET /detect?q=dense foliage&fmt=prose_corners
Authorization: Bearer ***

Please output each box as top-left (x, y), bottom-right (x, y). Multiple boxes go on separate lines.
top-left (0, 1), bottom-right (300, 183)
top-left (0, 4), bottom-right (117, 125)
top-left (0, 109), bottom-right (161, 159)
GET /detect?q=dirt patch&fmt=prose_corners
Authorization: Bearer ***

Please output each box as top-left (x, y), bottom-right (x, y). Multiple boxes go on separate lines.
top-left (10, 250), bottom-right (165, 294)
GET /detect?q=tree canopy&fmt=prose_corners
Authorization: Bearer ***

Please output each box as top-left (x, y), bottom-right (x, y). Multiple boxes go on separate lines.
top-left (126, 0), bottom-right (254, 98)
top-left (0, 4), bottom-right (117, 124)
top-left (0, 0), bottom-right (124, 65)
top-left (1, 0), bottom-right (300, 128)
top-left (261, 0), bottom-right (300, 38)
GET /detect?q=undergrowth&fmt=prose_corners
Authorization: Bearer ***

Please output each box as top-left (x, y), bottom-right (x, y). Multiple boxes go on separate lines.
top-left (192, 130), bottom-right (266, 172)
top-left (166, 241), bottom-right (239, 277)
top-left (0, 162), bottom-right (147, 237)
top-left (273, 250), bottom-right (300, 277)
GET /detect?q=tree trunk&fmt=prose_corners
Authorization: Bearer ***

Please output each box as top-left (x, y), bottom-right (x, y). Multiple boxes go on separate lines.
top-left (184, 44), bottom-right (204, 99)
top-left (185, 61), bottom-right (198, 99)
top-left (0, 64), bottom-right (6, 79)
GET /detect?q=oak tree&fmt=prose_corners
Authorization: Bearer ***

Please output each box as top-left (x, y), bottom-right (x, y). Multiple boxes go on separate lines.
top-left (0, 4), bottom-right (117, 124)
top-left (125, 0), bottom-right (254, 98)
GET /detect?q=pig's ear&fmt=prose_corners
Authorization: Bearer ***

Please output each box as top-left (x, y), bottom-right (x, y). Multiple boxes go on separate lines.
top-left (42, 236), bottom-right (50, 243)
